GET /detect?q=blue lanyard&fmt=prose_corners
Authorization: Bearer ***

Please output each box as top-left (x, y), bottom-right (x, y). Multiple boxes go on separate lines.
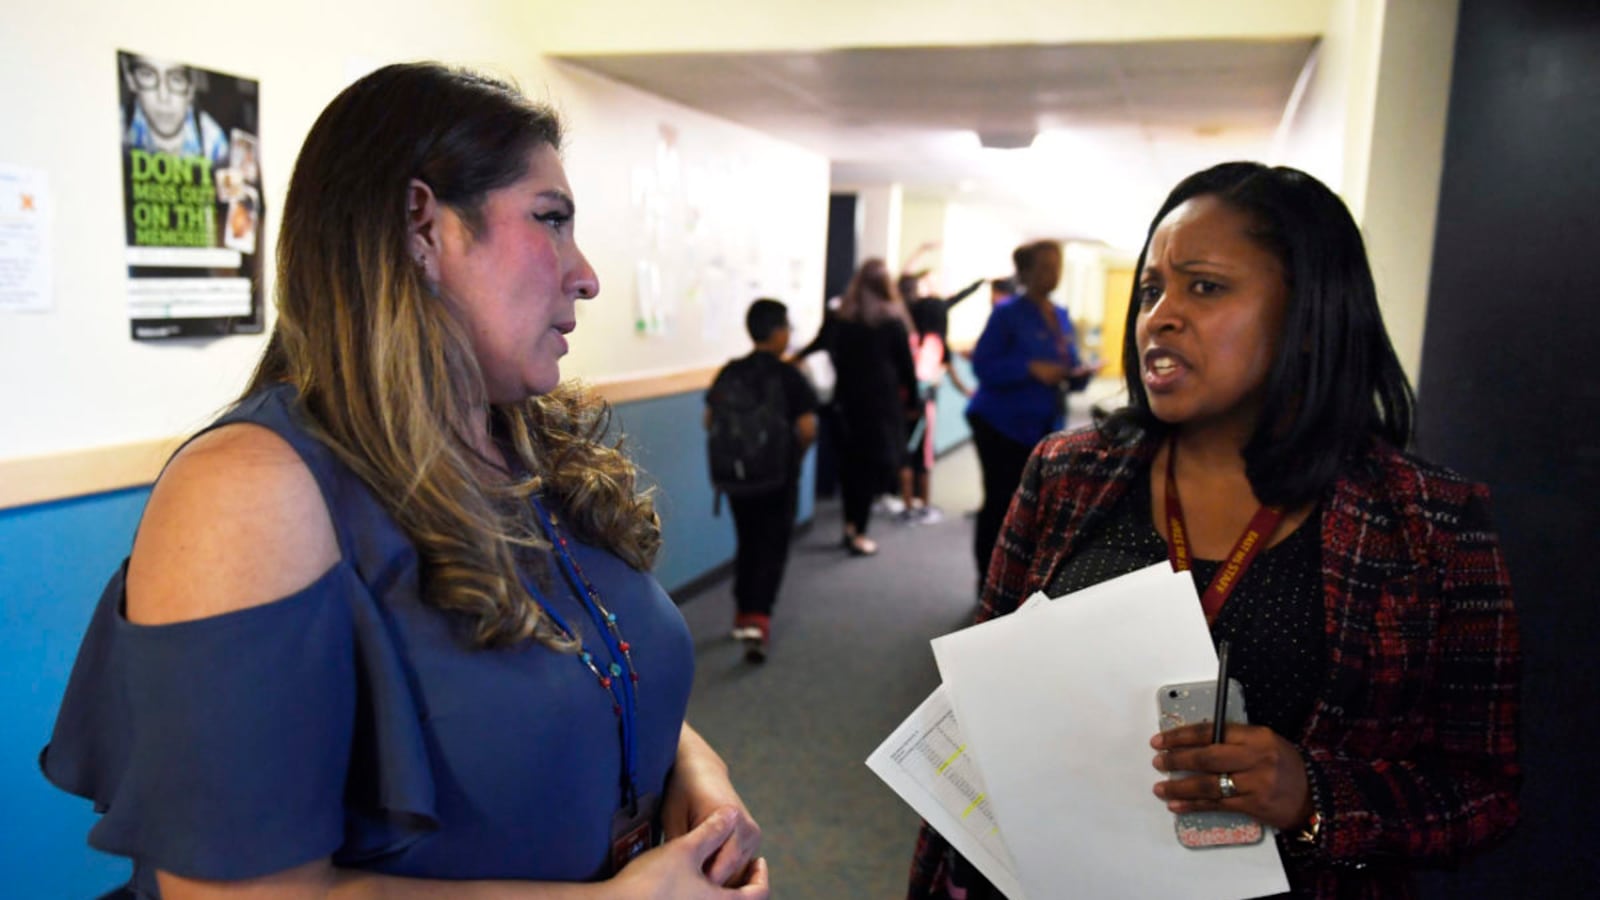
top-left (525, 495), bottom-right (641, 813)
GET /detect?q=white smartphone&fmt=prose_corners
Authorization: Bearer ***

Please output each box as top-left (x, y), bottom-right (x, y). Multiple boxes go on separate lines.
top-left (1156, 678), bottom-right (1265, 848)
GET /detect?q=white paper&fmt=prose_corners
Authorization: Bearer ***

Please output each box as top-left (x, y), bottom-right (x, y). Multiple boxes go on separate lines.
top-left (866, 685), bottom-right (1028, 900)
top-left (126, 276), bottom-right (252, 319)
top-left (931, 564), bottom-right (1289, 900)
top-left (0, 162), bottom-right (52, 312)
top-left (863, 592), bottom-right (1050, 900)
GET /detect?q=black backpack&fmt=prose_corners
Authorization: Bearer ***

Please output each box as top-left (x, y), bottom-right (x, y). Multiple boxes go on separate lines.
top-left (706, 356), bottom-right (793, 509)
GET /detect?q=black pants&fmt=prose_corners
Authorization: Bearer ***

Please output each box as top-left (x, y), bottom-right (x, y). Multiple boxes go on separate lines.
top-left (968, 411), bottom-right (1036, 583)
top-left (728, 483), bottom-right (798, 618)
top-left (838, 453), bottom-right (888, 536)
top-left (836, 416), bottom-right (896, 536)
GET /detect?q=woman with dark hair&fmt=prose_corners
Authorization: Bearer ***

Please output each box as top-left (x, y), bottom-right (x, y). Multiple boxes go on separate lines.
top-left (821, 257), bottom-right (918, 556)
top-left (909, 162), bottom-right (1520, 898)
top-left (965, 239), bottom-right (1095, 584)
top-left (896, 268), bottom-right (981, 522)
top-left (43, 63), bottom-right (766, 898)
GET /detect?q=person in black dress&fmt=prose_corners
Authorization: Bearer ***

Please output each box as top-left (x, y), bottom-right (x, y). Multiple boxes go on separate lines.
top-left (814, 258), bottom-right (918, 556)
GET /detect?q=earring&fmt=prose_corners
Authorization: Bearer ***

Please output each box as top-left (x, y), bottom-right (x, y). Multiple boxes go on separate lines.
top-left (414, 255), bottom-right (439, 298)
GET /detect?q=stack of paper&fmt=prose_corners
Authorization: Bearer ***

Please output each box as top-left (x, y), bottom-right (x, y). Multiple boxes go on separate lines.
top-left (866, 563), bottom-right (1289, 900)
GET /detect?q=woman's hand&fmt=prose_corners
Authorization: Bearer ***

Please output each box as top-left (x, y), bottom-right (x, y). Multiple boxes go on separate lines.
top-left (1150, 722), bottom-right (1314, 831)
top-left (662, 725), bottom-right (763, 887)
top-left (612, 808), bottom-right (770, 900)
top-left (1026, 359), bottom-right (1073, 385)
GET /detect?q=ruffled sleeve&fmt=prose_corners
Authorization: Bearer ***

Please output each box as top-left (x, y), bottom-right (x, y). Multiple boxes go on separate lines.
top-left (41, 559), bottom-right (438, 881)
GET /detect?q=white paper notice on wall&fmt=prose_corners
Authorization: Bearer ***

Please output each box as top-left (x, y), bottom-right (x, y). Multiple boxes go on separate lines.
top-left (0, 162), bottom-right (53, 313)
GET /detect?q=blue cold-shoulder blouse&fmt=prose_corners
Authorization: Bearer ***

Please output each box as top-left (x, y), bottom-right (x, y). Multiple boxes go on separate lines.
top-left (40, 384), bottom-right (695, 897)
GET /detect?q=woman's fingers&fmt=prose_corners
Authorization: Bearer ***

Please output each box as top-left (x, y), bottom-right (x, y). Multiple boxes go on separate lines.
top-left (1151, 722), bottom-right (1258, 809)
top-left (1154, 739), bottom-right (1246, 776)
top-left (1150, 721), bottom-right (1227, 750)
top-left (686, 808), bottom-right (739, 869)
top-left (703, 817), bottom-right (758, 886)
top-left (1149, 724), bottom-right (1312, 829)
top-left (1156, 769), bottom-right (1247, 805)
top-left (736, 857), bottom-right (770, 895)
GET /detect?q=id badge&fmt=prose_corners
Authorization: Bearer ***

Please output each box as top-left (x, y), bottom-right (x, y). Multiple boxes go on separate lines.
top-left (609, 792), bottom-right (661, 874)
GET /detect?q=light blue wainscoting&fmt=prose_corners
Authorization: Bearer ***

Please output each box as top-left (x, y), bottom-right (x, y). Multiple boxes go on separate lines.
top-left (610, 386), bottom-right (815, 593)
top-left (1, 488), bottom-right (147, 898)
top-left (932, 355), bottom-right (976, 454)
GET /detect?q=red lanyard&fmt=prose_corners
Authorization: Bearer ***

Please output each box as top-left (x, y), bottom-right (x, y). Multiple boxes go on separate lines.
top-left (1163, 439), bottom-right (1284, 625)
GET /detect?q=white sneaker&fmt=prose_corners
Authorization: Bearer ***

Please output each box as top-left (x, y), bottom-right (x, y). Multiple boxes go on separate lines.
top-left (730, 625), bottom-right (762, 641)
top-left (916, 505), bottom-right (944, 525)
top-left (873, 495), bottom-right (907, 515)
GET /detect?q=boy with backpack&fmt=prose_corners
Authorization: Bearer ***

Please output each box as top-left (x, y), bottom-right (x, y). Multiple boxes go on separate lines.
top-left (704, 298), bottom-right (819, 662)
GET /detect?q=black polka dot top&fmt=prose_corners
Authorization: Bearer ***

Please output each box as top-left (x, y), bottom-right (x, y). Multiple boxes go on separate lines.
top-left (1045, 470), bottom-right (1326, 741)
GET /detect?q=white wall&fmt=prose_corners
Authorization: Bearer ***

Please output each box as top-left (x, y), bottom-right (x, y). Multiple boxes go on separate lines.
top-left (940, 200), bottom-right (1030, 347)
top-left (0, 0), bottom-right (828, 462)
top-left (1355, 0), bottom-right (1458, 383)
top-left (549, 62), bottom-right (829, 376)
top-left (1274, 10), bottom-right (1353, 192)
top-left (898, 194), bottom-right (948, 276)
top-left (1274, 0), bottom-right (1458, 382)
top-left (893, 195), bottom-right (1117, 357)
top-left (0, 0), bottom-right (515, 458)
top-left (1063, 241), bottom-right (1109, 329)
top-left (1271, 0), bottom-right (1390, 209)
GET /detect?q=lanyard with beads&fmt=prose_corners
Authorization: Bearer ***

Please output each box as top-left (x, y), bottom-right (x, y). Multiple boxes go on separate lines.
top-left (524, 494), bottom-right (643, 814)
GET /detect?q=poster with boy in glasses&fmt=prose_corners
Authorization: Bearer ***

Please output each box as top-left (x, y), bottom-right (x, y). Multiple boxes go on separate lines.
top-left (118, 50), bottom-right (263, 340)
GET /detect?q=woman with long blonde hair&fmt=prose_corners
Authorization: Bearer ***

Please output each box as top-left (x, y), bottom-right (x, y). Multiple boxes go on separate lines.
top-left (44, 63), bottom-right (767, 899)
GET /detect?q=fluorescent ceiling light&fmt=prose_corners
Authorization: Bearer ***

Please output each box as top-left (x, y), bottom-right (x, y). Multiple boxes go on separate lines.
top-left (977, 130), bottom-right (1036, 150)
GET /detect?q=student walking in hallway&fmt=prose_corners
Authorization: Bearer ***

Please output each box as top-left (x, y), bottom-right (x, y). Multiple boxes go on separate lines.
top-left (705, 299), bottom-right (819, 661)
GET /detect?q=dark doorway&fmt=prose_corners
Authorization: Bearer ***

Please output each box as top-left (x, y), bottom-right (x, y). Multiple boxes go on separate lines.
top-left (825, 193), bottom-right (859, 302)
top-left (810, 193), bottom-right (859, 499)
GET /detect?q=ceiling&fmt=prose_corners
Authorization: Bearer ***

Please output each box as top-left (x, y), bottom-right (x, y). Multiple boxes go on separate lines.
top-left (556, 39), bottom-right (1316, 244)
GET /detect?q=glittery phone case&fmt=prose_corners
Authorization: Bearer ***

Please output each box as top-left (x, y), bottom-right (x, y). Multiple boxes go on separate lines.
top-left (1156, 678), bottom-right (1266, 848)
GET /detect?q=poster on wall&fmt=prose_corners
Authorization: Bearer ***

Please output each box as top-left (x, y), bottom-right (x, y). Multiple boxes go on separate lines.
top-left (117, 50), bottom-right (263, 340)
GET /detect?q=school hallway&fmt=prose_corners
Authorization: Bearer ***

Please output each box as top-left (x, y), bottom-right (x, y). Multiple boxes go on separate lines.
top-left (674, 437), bottom-right (986, 899)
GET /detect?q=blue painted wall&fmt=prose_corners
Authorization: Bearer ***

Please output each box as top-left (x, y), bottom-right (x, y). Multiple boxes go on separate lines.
top-left (609, 387), bottom-right (815, 591)
top-left (932, 355), bottom-right (976, 454)
top-left (1, 387), bottom-right (807, 898)
top-left (2, 489), bottom-right (147, 898)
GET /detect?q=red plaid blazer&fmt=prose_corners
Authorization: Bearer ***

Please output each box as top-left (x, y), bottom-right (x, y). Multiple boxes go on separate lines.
top-left (909, 427), bottom-right (1520, 899)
